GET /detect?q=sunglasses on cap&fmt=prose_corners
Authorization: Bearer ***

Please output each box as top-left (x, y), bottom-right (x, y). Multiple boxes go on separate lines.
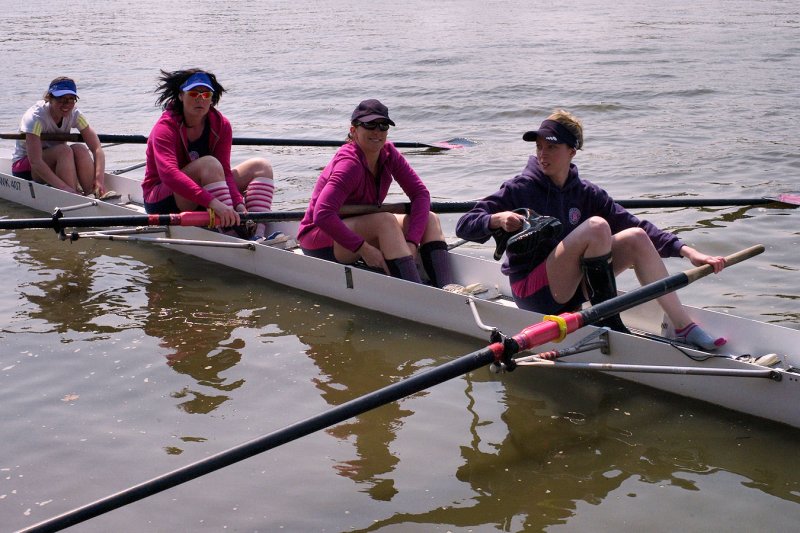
top-left (185, 90), bottom-right (213, 100)
top-left (356, 121), bottom-right (390, 131)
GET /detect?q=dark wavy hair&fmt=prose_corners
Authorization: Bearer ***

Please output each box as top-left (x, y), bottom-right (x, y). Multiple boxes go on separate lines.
top-left (154, 68), bottom-right (226, 114)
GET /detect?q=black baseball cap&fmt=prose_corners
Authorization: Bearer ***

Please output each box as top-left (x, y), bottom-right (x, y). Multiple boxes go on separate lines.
top-left (351, 99), bottom-right (396, 126)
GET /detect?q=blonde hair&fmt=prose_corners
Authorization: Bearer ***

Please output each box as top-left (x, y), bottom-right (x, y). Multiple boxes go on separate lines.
top-left (548, 109), bottom-right (584, 150)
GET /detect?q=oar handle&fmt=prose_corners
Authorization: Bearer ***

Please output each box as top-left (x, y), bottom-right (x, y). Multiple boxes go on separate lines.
top-left (685, 244), bottom-right (764, 283)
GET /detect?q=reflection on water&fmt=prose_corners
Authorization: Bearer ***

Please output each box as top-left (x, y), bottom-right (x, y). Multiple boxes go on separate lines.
top-left (356, 369), bottom-right (800, 531)
top-left (145, 273), bottom-right (250, 415)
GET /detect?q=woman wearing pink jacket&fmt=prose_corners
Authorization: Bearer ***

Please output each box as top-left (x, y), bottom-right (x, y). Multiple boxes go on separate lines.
top-left (297, 99), bottom-right (452, 287)
top-left (142, 69), bottom-right (275, 240)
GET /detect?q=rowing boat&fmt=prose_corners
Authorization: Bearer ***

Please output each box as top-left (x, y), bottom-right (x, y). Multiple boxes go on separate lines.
top-left (2, 158), bottom-right (799, 429)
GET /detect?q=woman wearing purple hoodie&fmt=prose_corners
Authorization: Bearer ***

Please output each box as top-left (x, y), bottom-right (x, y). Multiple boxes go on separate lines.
top-left (456, 109), bottom-right (727, 350)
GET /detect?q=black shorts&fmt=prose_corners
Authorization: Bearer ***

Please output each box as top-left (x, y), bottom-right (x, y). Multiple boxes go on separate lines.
top-left (300, 246), bottom-right (337, 262)
top-left (144, 195), bottom-right (180, 214)
top-left (12, 170), bottom-right (33, 180)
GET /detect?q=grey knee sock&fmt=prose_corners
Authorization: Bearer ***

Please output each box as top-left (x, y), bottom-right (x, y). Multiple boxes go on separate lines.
top-left (420, 241), bottom-right (454, 288)
top-left (386, 255), bottom-right (422, 283)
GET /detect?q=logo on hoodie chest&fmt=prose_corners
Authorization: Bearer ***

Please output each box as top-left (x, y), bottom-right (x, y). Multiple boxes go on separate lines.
top-left (568, 207), bottom-right (582, 226)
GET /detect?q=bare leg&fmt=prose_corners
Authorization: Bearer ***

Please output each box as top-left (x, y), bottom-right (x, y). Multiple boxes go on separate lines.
top-left (609, 227), bottom-right (694, 329)
top-left (334, 212), bottom-right (412, 263)
top-left (71, 144), bottom-right (96, 195)
top-left (232, 157), bottom-right (273, 193)
top-left (38, 144), bottom-right (79, 191)
top-left (546, 216), bottom-right (613, 304)
top-left (173, 156), bottom-right (226, 211)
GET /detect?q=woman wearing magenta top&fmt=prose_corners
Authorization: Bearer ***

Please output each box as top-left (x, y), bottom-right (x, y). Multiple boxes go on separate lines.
top-left (456, 109), bottom-right (727, 350)
top-left (297, 99), bottom-right (453, 287)
top-left (142, 69), bottom-right (275, 239)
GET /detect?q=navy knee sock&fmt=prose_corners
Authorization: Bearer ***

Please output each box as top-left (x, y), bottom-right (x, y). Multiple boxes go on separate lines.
top-left (386, 255), bottom-right (422, 283)
top-left (419, 241), bottom-right (454, 288)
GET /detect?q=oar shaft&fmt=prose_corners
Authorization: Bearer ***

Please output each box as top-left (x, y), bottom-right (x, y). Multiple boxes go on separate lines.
top-left (0, 212), bottom-right (211, 231)
top-left (246, 197), bottom-right (798, 221)
top-left (0, 132), bottom-right (448, 150)
top-left (521, 360), bottom-right (778, 378)
top-left (429, 198), bottom-right (796, 212)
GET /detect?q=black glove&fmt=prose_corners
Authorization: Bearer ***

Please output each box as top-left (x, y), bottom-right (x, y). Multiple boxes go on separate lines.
top-left (492, 208), bottom-right (563, 261)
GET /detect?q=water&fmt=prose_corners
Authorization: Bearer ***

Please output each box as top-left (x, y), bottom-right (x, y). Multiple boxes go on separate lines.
top-left (1, 0), bottom-right (799, 531)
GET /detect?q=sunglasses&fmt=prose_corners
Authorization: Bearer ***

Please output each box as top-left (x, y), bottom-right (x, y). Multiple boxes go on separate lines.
top-left (357, 121), bottom-right (390, 131)
top-left (186, 90), bottom-right (213, 100)
top-left (54, 96), bottom-right (78, 104)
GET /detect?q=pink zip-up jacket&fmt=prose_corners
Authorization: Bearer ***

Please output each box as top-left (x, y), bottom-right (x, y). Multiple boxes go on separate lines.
top-left (142, 105), bottom-right (244, 208)
top-left (297, 141), bottom-right (431, 252)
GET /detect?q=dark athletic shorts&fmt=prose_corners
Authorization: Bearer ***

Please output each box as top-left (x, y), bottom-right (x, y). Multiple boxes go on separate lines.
top-left (144, 195), bottom-right (180, 214)
top-left (511, 261), bottom-right (585, 313)
top-left (300, 246), bottom-right (338, 262)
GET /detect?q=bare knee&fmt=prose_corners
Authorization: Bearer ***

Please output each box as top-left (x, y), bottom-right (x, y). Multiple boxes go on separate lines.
top-left (422, 212), bottom-right (445, 242)
top-left (250, 158), bottom-right (273, 180)
top-left (70, 144), bottom-right (90, 157)
top-left (371, 211), bottom-right (403, 232)
top-left (47, 143), bottom-right (73, 163)
top-left (576, 216), bottom-right (613, 255)
top-left (71, 144), bottom-right (92, 164)
top-left (614, 227), bottom-right (649, 252)
top-left (585, 216), bottom-right (612, 240)
top-left (190, 156), bottom-right (225, 184)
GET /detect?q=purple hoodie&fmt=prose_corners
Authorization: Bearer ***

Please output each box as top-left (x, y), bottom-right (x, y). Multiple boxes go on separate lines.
top-left (142, 105), bottom-right (244, 209)
top-left (455, 156), bottom-right (684, 281)
top-left (297, 141), bottom-right (431, 252)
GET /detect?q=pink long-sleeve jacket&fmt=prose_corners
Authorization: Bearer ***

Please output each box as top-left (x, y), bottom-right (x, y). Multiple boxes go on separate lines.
top-left (297, 141), bottom-right (431, 252)
top-left (142, 105), bottom-right (244, 208)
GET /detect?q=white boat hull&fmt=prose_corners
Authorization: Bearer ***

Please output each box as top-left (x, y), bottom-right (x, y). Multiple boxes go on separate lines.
top-left (2, 160), bottom-right (799, 428)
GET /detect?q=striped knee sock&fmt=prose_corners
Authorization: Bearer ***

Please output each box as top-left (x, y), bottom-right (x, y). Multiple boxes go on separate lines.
top-left (245, 177), bottom-right (275, 238)
top-left (204, 181), bottom-right (233, 207)
top-left (203, 182), bottom-right (235, 233)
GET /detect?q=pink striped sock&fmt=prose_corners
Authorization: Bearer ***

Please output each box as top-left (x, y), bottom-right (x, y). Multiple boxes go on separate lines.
top-left (204, 182), bottom-right (233, 207)
top-left (245, 177), bottom-right (274, 238)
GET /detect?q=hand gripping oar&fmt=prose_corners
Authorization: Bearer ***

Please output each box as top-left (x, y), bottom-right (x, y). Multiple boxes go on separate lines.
top-left (0, 132), bottom-right (470, 151)
top-left (17, 244), bottom-right (763, 533)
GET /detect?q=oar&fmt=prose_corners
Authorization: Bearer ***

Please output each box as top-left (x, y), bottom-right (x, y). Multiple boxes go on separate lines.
top-left (0, 207), bottom-right (402, 231)
top-left (0, 132), bottom-right (469, 151)
top-left (424, 196), bottom-right (800, 212)
top-left (516, 358), bottom-right (780, 379)
top-left (4, 194), bottom-right (798, 232)
top-left (18, 244), bottom-right (762, 533)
